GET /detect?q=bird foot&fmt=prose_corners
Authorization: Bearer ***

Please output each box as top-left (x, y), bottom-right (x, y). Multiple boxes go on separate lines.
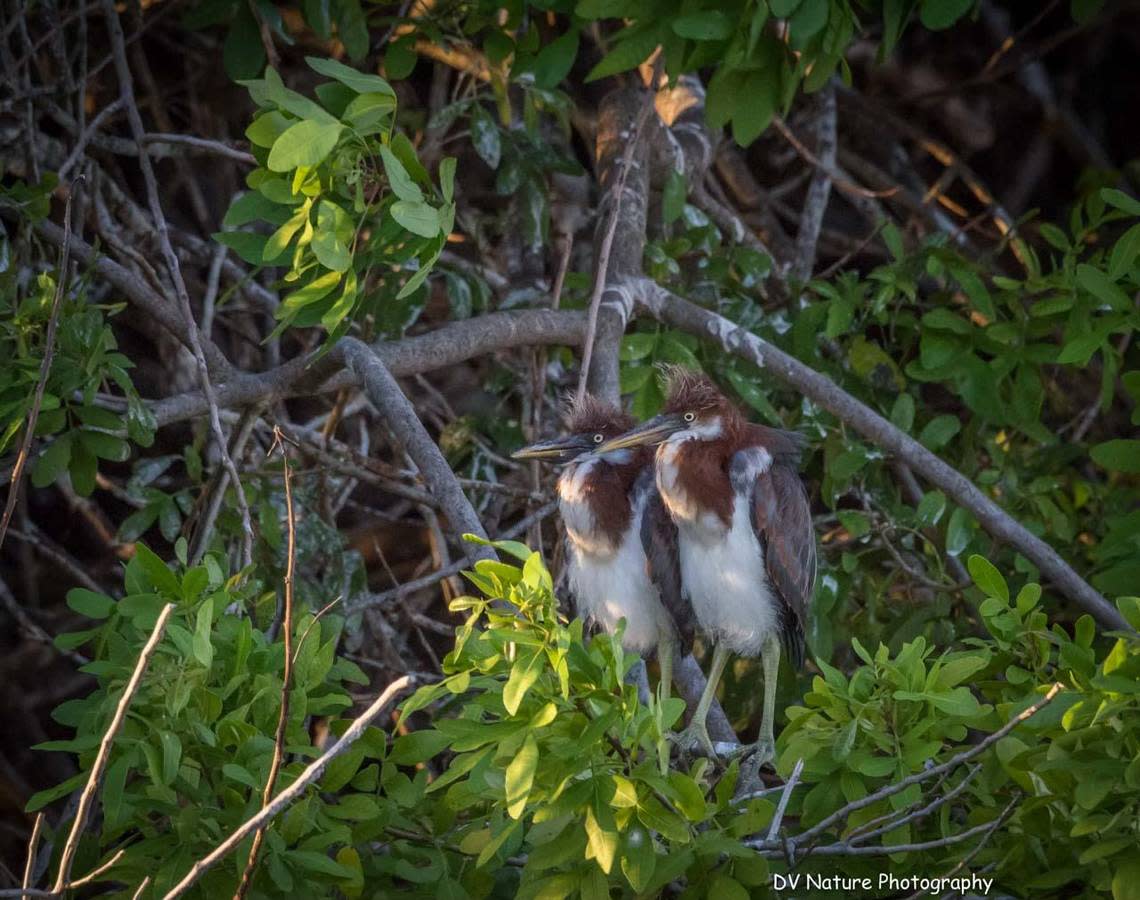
top-left (668, 722), bottom-right (717, 759)
top-left (733, 738), bottom-right (776, 798)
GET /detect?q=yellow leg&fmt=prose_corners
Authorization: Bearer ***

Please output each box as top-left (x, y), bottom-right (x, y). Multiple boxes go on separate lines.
top-left (657, 635), bottom-right (674, 704)
top-left (673, 643), bottom-right (731, 758)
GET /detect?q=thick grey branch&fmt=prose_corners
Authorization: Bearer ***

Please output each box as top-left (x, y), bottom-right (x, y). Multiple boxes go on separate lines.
top-left (341, 338), bottom-right (494, 562)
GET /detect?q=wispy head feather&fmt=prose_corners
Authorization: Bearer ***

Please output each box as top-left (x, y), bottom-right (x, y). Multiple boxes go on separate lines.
top-left (564, 394), bottom-right (636, 437)
top-left (658, 365), bottom-right (729, 415)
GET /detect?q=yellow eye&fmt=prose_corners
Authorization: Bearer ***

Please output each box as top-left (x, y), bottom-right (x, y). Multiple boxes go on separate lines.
top-left (683, 412), bottom-right (695, 422)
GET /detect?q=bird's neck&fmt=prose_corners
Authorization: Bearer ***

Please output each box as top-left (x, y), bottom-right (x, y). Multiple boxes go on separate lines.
top-left (557, 456), bottom-right (640, 554)
top-left (656, 436), bottom-right (736, 530)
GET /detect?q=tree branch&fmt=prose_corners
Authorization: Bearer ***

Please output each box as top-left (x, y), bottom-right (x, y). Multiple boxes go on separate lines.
top-left (341, 338), bottom-right (495, 561)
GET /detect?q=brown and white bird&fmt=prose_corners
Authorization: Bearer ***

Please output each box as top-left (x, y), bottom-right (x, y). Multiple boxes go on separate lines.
top-left (511, 397), bottom-right (681, 702)
top-left (597, 369), bottom-right (815, 767)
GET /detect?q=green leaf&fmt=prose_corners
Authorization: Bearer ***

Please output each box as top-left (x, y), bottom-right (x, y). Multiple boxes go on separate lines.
top-left (1076, 263), bottom-right (1132, 311)
top-left (918, 414), bottom-right (960, 450)
top-left (69, 436), bottom-right (97, 496)
top-left (214, 230), bottom-right (269, 266)
top-left (389, 729), bottom-right (450, 765)
top-left (532, 28), bottom-right (580, 89)
top-left (662, 169), bottom-right (686, 225)
top-left (584, 804), bottom-right (618, 874)
top-left (505, 732), bottom-right (538, 818)
top-left (503, 650), bottom-right (543, 715)
top-left (391, 201), bottom-right (441, 238)
top-left (1113, 858), bottom-right (1140, 900)
top-left (306, 55), bottom-right (395, 96)
top-left (1091, 439), bottom-right (1140, 474)
top-left (920, 0), bottom-right (974, 30)
top-left (890, 393), bottom-right (915, 432)
top-left (160, 731), bottom-right (182, 785)
top-left (945, 507), bottom-right (974, 557)
top-left (440, 157), bottom-right (457, 204)
top-left (267, 120), bottom-right (343, 172)
top-left (193, 598), bottom-right (214, 668)
top-left (1101, 187), bottom-right (1140, 217)
top-left (770, 0), bottom-right (802, 15)
top-left (916, 490), bottom-right (947, 527)
top-left (66, 588), bottom-right (114, 619)
top-left (585, 22), bottom-right (663, 81)
top-left (31, 434), bottom-right (72, 488)
top-left (80, 430), bottom-right (130, 462)
top-left (1108, 223), bottom-right (1140, 280)
top-left (967, 555), bottom-right (1008, 603)
top-left (672, 11), bottom-right (732, 40)
top-left (470, 106), bottom-right (501, 169)
top-left (380, 145), bottom-right (424, 202)
top-left (708, 874), bottom-right (751, 900)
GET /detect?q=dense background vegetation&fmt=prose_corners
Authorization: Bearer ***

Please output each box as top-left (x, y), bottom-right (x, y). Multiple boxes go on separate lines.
top-left (1, 0), bottom-right (1138, 897)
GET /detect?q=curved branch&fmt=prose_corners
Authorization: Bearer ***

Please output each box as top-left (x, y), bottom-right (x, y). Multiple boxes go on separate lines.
top-left (341, 338), bottom-right (495, 562)
top-left (149, 309), bottom-right (587, 429)
top-left (633, 278), bottom-right (1127, 632)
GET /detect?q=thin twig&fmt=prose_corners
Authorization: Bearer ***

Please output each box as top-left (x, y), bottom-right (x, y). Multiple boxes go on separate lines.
top-left (232, 428), bottom-right (297, 899)
top-left (772, 115), bottom-right (896, 201)
top-left (575, 85), bottom-right (656, 406)
top-left (161, 675), bottom-right (418, 900)
top-left (0, 176), bottom-right (83, 553)
top-left (51, 603), bottom-right (175, 892)
top-left (98, 0), bottom-right (254, 567)
top-left (765, 758), bottom-right (804, 843)
top-left (21, 814), bottom-right (43, 894)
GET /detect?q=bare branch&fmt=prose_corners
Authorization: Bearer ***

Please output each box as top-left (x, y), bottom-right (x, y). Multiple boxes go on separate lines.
top-left (341, 338), bottom-right (494, 561)
top-left (233, 428), bottom-right (297, 899)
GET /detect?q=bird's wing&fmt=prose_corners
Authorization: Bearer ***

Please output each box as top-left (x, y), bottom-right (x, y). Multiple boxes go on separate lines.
top-left (636, 471), bottom-right (694, 653)
top-left (733, 448), bottom-right (816, 667)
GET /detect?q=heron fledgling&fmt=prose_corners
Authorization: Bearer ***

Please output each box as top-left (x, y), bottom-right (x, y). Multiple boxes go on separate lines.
top-left (511, 396), bottom-right (681, 704)
top-left (597, 369), bottom-right (816, 769)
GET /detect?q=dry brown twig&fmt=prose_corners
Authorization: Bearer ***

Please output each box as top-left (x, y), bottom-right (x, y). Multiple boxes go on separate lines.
top-left (232, 427), bottom-right (298, 899)
top-left (575, 81), bottom-right (658, 407)
top-left (0, 175), bottom-right (83, 553)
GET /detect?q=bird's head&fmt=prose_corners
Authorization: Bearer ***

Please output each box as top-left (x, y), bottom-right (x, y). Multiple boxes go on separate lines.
top-left (511, 395), bottom-right (639, 464)
top-left (595, 367), bottom-right (743, 452)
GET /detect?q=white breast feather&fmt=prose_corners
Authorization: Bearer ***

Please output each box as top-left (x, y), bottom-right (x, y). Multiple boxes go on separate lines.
top-left (656, 436), bottom-right (778, 656)
top-left (558, 466), bottom-right (674, 654)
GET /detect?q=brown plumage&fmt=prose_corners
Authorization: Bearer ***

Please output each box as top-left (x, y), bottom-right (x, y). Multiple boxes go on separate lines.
top-left (595, 367), bottom-right (816, 764)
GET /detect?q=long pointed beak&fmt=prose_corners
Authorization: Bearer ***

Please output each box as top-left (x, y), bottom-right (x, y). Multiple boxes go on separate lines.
top-left (595, 414), bottom-right (686, 453)
top-left (511, 435), bottom-right (591, 461)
